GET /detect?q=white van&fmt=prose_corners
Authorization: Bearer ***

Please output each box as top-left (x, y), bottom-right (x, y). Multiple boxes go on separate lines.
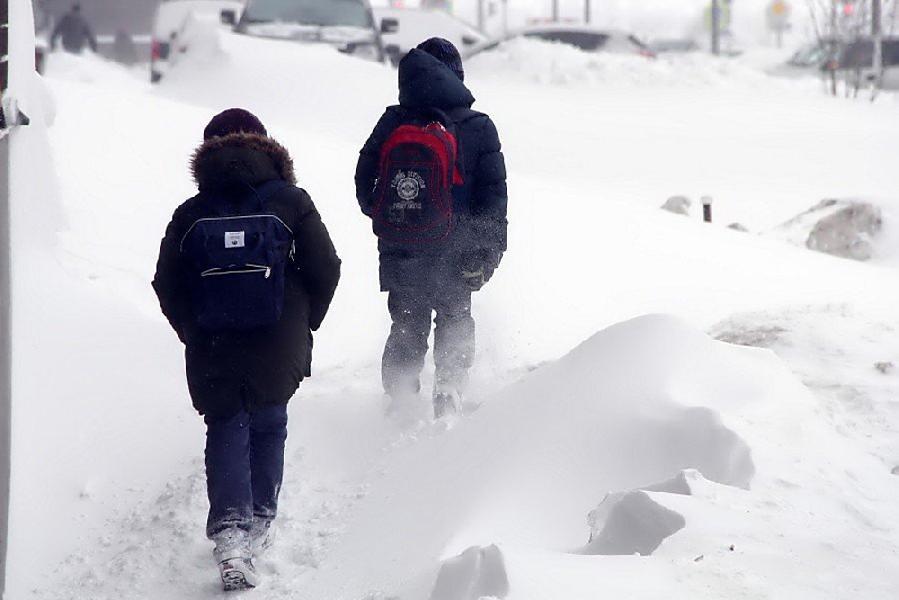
top-left (373, 7), bottom-right (485, 66)
top-left (235, 0), bottom-right (389, 62)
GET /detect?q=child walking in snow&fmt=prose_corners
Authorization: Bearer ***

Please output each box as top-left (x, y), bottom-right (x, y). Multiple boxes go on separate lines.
top-left (153, 109), bottom-right (340, 590)
top-left (355, 38), bottom-right (508, 418)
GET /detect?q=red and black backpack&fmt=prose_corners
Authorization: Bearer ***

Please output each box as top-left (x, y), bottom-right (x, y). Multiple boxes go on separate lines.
top-left (372, 110), bottom-right (464, 244)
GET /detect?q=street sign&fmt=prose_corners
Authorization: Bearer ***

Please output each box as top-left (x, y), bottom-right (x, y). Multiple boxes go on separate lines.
top-left (767, 0), bottom-right (792, 46)
top-left (768, 0), bottom-right (792, 28)
top-left (704, 1), bottom-right (732, 32)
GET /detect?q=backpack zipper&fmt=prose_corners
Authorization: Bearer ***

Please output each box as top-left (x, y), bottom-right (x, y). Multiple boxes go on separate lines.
top-left (201, 264), bottom-right (272, 279)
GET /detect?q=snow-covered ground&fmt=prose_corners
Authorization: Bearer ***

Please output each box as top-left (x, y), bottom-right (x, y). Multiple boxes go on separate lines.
top-left (7, 29), bottom-right (899, 600)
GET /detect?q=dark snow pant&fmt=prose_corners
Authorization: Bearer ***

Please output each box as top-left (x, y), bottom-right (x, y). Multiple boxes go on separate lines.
top-left (204, 404), bottom-right (288, 538)
top-left (382, 283), bottom-right (475, 397)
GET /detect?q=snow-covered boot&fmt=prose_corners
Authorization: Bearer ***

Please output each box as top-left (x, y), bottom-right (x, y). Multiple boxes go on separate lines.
top-left (249, 517), bottom-right (275, 557)
top-left (212, 527), bottom-right (259, 591)
top-left (432, 388), bottom-right (461, 420)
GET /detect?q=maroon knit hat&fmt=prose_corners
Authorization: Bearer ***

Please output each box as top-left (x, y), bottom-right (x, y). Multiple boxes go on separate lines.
top-left (203, 108), bottom-right (267, 140)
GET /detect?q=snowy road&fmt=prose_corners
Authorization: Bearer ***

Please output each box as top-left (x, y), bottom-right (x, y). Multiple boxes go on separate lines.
top-left (8, 33), bottom-right (899, 599)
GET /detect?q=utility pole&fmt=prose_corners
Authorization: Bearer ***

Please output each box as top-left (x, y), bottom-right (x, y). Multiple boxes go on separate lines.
top-left (501, 0), bottom-right (509, 35)
top-left (585, 0), bottom-right (592, 24)
top-left (872, 0), bottom-right (883, 91)
top-left (0, 0), bottom-right (10, 595)
top-left (552, 0), bottom-right (560, 22)
top-left (711, 0), bottom-right (722, 55)
top-left (477, 0), bottom-right (486, 32)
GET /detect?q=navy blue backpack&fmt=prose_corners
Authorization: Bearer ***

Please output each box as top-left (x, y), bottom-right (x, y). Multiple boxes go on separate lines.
top-left (180, 180), bottom-right (293, 331)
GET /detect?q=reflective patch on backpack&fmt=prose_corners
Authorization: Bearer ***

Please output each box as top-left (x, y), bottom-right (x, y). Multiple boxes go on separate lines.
top-left (225, 231), bottom-right (246, 248)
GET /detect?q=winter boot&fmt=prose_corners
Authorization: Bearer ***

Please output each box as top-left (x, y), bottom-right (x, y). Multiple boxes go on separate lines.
top-left (249, 517), bottom-right (275, 557)
top-left (432, 387), bottom-right (462, 420)
top-left (212, 527), bottom-right (259, 591)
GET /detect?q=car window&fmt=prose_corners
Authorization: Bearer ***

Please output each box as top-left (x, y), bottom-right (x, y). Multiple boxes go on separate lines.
top-left (524, 31), bottom-right (609, 51)
top-left (840, 40), bottom-right (874, 69)
top-left (242, 0), bottom-right (371, 28)
top-left (883, 40), bottom-right (899, 67)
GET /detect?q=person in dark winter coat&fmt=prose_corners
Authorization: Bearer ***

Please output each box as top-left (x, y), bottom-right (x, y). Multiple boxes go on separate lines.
top-left (153, 108), bottom-right (341, 590)
top-left (50, 4), bottom-right (97, 54)
top-left (355, 38), bottom-right (507, 417)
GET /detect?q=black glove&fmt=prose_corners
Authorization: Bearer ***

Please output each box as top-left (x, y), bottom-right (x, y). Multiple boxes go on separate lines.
top-left (459, 249), bottom-right (502, 291)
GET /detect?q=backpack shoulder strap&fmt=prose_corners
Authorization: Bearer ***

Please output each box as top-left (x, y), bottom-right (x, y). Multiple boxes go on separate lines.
top-left (247, 179), bottom-right (290, 211)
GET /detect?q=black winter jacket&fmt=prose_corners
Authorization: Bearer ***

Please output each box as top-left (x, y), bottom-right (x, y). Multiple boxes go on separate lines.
top-left (153, 133), bottom-right (341, 419)
top-left (355, 49), bottom-right (508, 291)
top-left (51, 11), bottom-right (97, 53)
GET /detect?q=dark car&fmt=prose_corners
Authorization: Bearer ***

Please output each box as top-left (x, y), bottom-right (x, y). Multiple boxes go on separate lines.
top-left (823, 37), bottom-right (899, 90)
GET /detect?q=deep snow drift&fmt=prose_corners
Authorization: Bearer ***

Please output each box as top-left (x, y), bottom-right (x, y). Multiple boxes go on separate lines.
top-left (8, 27), bottom-right (899, 600)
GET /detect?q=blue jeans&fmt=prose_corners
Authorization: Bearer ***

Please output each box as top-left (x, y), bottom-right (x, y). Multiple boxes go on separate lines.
top-left (204, 404), bottom-right (288, 538)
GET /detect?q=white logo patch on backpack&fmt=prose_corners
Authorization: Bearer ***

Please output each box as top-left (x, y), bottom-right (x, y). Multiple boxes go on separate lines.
top-left (225, 231), bottom-right (246, 248)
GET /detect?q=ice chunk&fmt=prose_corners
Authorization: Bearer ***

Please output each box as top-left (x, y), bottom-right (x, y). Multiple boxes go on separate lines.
top-left (429, 545), bottom-right (509, 600)
top-left (583, 490), bottom-right (686, 556)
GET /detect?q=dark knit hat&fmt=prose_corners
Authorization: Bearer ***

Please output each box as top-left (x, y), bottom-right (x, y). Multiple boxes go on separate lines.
top-left (416, 37), bottom-right (464, 81)
top-left (203, 108), bottom-right (267, 141)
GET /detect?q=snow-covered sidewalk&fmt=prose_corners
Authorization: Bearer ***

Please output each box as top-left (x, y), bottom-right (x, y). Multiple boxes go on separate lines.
top-left (9, 34), bottom-right (899, 599)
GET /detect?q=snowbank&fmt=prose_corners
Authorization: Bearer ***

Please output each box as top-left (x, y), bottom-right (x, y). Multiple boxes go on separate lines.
top-left (772, 199), bottom-right (887, 262)
top-left (466, 38), bottom-right (772, 89)
top-left (297, 314), bottom-right (871, 599)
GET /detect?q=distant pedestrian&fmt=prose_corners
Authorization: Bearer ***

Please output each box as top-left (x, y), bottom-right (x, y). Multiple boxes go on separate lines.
top-left (50, 4), bottom-right (97, 54)
top-left (355, 38), bottom-right (508, 418)
top-left (153, 109), bottom-right (341, 591)
top-left (112, 29), bottom-right (138, 66)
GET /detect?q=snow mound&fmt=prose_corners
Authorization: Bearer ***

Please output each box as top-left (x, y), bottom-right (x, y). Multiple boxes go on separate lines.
top-left (773, 199), bottom-right (884, 262)
top-left (42, 51), bottom-right (147, 89)
top-left (660, 195), bottom-right (692, 216)
top-left (300, 315), bottom-right (765, 598)
top-left (466, 38), bottom-right (769, 88)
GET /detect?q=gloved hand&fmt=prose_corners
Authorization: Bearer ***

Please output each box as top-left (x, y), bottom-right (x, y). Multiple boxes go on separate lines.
top-left (459, 249), bottom-right (502, 291)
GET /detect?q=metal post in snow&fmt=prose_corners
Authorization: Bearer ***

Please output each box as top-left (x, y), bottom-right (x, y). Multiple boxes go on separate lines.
top-left (872, 0), bottom-right (883, 91)
top-left (501, 0), bottom-right (509, 36)
top-left (0, 0), bottom-right (9, 593)
top-left (711, 0), bottom-right (722, 55)
top-left (552, 0), bottom-right (560, 22)
top-left (702, 196), bottom-right (714, 223)
top-left (477, 0), bottom-right (486, 32)
top-left (585, 0), bottom-right (592, 24)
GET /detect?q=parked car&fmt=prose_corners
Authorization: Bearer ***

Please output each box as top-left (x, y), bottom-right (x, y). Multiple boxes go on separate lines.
top-left (787, 38), bottom-right (840, 68)
top-left (151, 0), bottom-right (244, 83)
top-left (823, 37), bottom-right (899, 90)
top-left (648, 38), bottom-right (700, 54)
top-left (235, 0), bottom-right (389, 63)
top-left (374, 7), bottom-right (486, 66)
top-left (465, 25), bottom-right (655, 59)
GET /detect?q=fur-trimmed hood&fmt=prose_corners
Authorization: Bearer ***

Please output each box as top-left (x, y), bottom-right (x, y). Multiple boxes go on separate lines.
top-left (190, 132), bottom-right (296, 192)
